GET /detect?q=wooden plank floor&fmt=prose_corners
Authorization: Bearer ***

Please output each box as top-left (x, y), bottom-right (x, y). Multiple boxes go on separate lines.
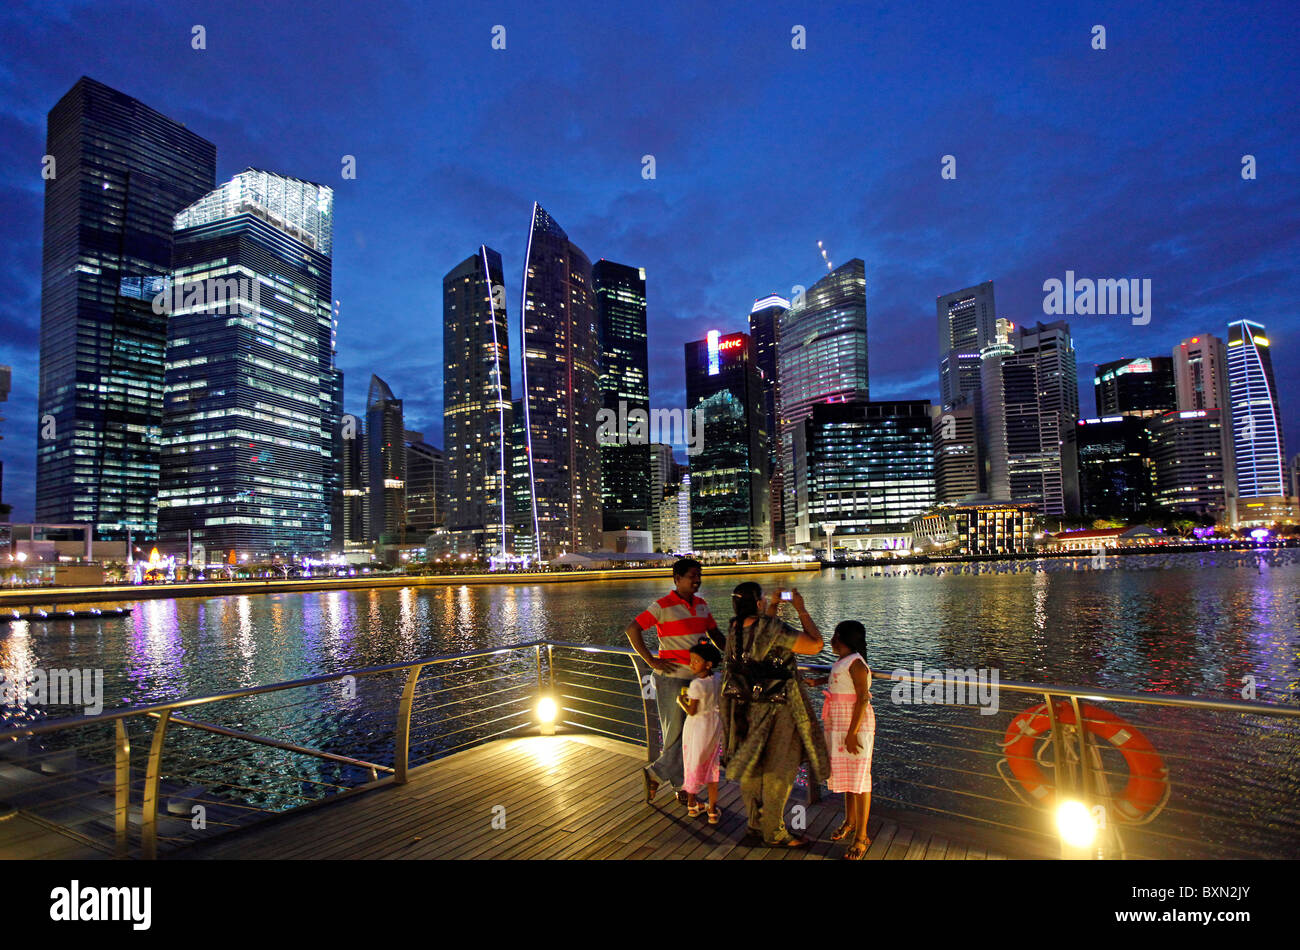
top-left (174, 734), bottom-right (1037, 860)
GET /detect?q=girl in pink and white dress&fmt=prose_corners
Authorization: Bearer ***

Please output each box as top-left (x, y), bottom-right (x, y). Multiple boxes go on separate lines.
top-left (809, 620), bottom-right (875, 859)
top-left (677, 640), bottom-right (725, 823)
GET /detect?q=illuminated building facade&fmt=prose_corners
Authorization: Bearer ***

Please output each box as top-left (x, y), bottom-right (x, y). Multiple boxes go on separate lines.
top-left (800, 400), bottom-right (935, 551)
top-left (37, 78), bottom-right (217, 539)
top-left (1094, 357), bottom-right (1175, 418)
top-left (1076, 416), bottom-right (1155, 518)
top-left (158, 169), bottom-right (335, 558)
top-left (685, 331), bottom-right (769, 552)
top-left (749, 294), bottom-right (789, 547)
top-left (594, 259), bottom-right (650, 532)
top-left (778, 259), bottom-right (868, 547)
top-left (1226, 320), bottom-right (1294, 523)
top-left (1172, 334), bottom-right (1229, 411)
top-left (519, 204), bottom-right (602, 558)
top-left (443, 246), bottom-right (513, 555)
top-left (1149, 408), bottom-right (1237, 524)
top-left (364, 375), bottom-right (405, 544)
top-left (937, 281), bottom-right (995, 411)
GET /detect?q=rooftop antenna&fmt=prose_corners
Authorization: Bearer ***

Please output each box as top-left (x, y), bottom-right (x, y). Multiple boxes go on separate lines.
top-left (817, 240), bottom-right (833, 272)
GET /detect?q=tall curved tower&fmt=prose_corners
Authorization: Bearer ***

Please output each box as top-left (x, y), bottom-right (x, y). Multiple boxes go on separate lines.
top-left (519, 204), bottom-right (601, 557)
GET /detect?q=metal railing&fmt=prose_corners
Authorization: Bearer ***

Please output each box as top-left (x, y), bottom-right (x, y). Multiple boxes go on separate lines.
top-left (2, 639), bottom-right (1298, 859)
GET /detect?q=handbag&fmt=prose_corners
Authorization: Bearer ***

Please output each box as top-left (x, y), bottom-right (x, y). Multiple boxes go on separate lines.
top-left (722, 616), bottom-right (794, 705)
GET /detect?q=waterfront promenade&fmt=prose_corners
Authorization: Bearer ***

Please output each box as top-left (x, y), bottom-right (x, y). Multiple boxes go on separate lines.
top-left (0, 561), bottom-right (818, 609)
top-left (174, 733), bottom-right (1036, 860)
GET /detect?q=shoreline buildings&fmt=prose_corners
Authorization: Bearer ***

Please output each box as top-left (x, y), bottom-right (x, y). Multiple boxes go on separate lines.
top-left (779, 259), bottom-right (869, 548)
top-left (685, 331), bottom-right (768, 553)
top-left (1226, 319), bottom-right (1296, 525)
top-left (157, 169), bottom-right (336, 560)
top-left (443, 247), bottom-right (513, 557)
top-left (594, 260), bottom-right (650, 534)
top-left (36, 78), bottom-right (216, 540)
top-left (519, 204), bottom-right (602, 558)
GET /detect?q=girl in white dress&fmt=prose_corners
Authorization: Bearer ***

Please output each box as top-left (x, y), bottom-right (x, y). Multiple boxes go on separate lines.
top-left (807, 620), bottom-right (875, 859)
top-left (677, 640), bottom-right (725, 823)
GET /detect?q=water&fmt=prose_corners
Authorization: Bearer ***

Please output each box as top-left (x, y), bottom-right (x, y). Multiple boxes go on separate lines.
top-left (4, 550), bottom-right (1297, 710)
top-left (3, 549), bottom-right (1298, 857)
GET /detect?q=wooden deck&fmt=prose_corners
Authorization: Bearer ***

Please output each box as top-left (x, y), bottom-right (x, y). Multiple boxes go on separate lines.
top-left (175, 733), bottom-right (1039, 860)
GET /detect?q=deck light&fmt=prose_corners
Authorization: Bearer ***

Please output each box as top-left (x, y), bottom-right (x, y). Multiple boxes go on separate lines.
top-left (537, 696), bottom-right (557, 736)
top-left (1056, 800), bottom-right (1097, 848)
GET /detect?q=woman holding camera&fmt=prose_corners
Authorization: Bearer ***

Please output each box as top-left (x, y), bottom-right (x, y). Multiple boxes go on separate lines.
top-left (720, 582), bottom-right (829, 847)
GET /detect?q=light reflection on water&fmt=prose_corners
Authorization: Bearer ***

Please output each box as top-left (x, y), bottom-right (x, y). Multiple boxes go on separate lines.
top-left (0, 554), bottom-right (1296, 709)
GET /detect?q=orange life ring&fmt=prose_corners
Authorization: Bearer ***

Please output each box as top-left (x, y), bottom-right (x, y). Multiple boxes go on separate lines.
top-left (1001, 701), bottom-right (1168, 822)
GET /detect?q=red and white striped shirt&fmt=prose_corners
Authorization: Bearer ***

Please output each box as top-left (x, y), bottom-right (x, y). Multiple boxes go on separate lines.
top-left (634, 590), bottom-right (716, 677)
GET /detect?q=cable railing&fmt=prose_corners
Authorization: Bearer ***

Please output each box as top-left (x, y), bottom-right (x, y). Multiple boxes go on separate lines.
top-left (2, 638), bottom-right (1298, 859)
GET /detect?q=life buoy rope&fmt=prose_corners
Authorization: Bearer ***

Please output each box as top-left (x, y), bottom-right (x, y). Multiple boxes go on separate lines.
top-left (1000, 701), bottom-right (1169, 823)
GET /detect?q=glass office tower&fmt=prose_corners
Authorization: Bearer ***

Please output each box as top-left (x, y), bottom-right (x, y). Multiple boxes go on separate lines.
top-left (685, 331), bottom-right (769, 552)
top-left (1226, 319), bottom-right (1295, 524)
top-left (365, 375), bottom-right (406, 544)
top-left (801, 400), bottom-right (935, 552)
top-left (1094, 357), bottom-right (1176, 418)
top-left (749, 294), bottom-right (789, 548)
top-left (594, 259), bottom-right (650, 532)
top-left (519, 204), bottom-right (601, 557)
top-left (778, 259), bottom-right (868, 548)
top-left (443, 246), bottom-right (513, 556)
top-left (157, 169), bottom-right (335, 559)
top-left (937, 281), bottom-right (995, 411)
top-left (37, 77), bottom-right (217, 539)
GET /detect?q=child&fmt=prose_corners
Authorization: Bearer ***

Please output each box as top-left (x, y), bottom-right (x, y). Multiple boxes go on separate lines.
top-left (807, 620), bottom-right (875, 859)
top-left (676, 639), bottom-right (724, 823)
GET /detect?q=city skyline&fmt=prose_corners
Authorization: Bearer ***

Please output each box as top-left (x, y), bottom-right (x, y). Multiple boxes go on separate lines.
top-left (1, 1), bottom-right (1297, 526)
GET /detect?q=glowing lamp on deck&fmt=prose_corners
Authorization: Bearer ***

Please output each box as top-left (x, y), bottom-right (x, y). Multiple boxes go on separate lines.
top-left (1056, 800), bottom-right (1098, 849)
top-left (536, 696), bottom-right (558, 736)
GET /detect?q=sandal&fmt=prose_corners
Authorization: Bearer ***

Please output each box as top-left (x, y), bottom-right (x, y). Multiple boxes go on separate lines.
top-left (844, 838), bottom-right (871, 860)
top-left (830, 820), bottom-right (855, 841)
top-left (771, 835), bottom-right (810, 849)
top-left (687, 802), bottom-right (703, 817)
top-left (707, 807), bottom-right (722, 825)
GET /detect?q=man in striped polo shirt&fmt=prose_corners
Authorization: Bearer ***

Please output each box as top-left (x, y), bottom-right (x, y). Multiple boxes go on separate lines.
top-left (624, 557), bottom-right (723, 803)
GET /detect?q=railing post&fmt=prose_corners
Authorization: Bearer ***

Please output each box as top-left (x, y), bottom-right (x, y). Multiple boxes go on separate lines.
top-left (141, 709), bottom-right (172, 860)
top-left (631, 655), bottom-right (656, 763)
top-left (394, 663), bottom-right (425, 785)
top-left (114, 720), bottom-right (130, 858)
top-left (546, 643), bottom-right (555, 693)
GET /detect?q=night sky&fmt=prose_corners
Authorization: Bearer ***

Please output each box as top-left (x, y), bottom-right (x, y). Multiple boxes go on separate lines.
top-left (1, 0), bottom-right (1296, 521)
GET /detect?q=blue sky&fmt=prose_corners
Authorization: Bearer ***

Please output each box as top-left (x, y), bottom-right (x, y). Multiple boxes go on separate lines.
top-left (1, 0), bottom-right (1297, 520)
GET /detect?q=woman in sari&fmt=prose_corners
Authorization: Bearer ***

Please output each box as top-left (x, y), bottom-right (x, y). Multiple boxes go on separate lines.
top-left (719, 582), bottom-right (829, 847)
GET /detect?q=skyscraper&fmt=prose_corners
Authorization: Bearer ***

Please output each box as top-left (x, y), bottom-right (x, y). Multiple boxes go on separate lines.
top-left (937, 281), bottom-right (996, 411)
top-left (404, 435), bottom-right (445, 537)
top-left (778, 259), bottom-right (868, 548)
top-left (685, 331), bottom-right (768, 552)
top-left (982, 321), bottom-right (1080, 516)
top-left (157, 169), bottom-right (335, 558)
top-left (1094, 357), bottom-right (1176, 418)
top-left (1076, 416), bottom-right (1155, 518)
top-left (647, 442), bottom-right (674, 550)
top-left (593, 259), bottom-right (650, 532)
top-left (749, 294), bottom-right (789, 547)
top-left (1150, 409), bottom-right (1237, 523)
top-left (37, 78), bottom-right (216, 539)
top-left (800, 400), bottom-right (935, 552)
top-left (931, 403), bottom-right (979, 503)
top-left (364, 375), bottom-right (405, 544)
top-left (519, 204), bottom-right (601, 557)
top-left (443, 247), bottom-right (513, 556)
top-left (1172, 334), bottom-right (1229, 411)
top-left (0, 365), bottom-right (9, 515)
top-left (1226, 319), bottom-right (1295, 524)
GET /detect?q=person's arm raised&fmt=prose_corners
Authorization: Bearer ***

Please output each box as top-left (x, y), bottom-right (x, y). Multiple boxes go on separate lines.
top-left (787, 589), bottom-right (824, 655)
